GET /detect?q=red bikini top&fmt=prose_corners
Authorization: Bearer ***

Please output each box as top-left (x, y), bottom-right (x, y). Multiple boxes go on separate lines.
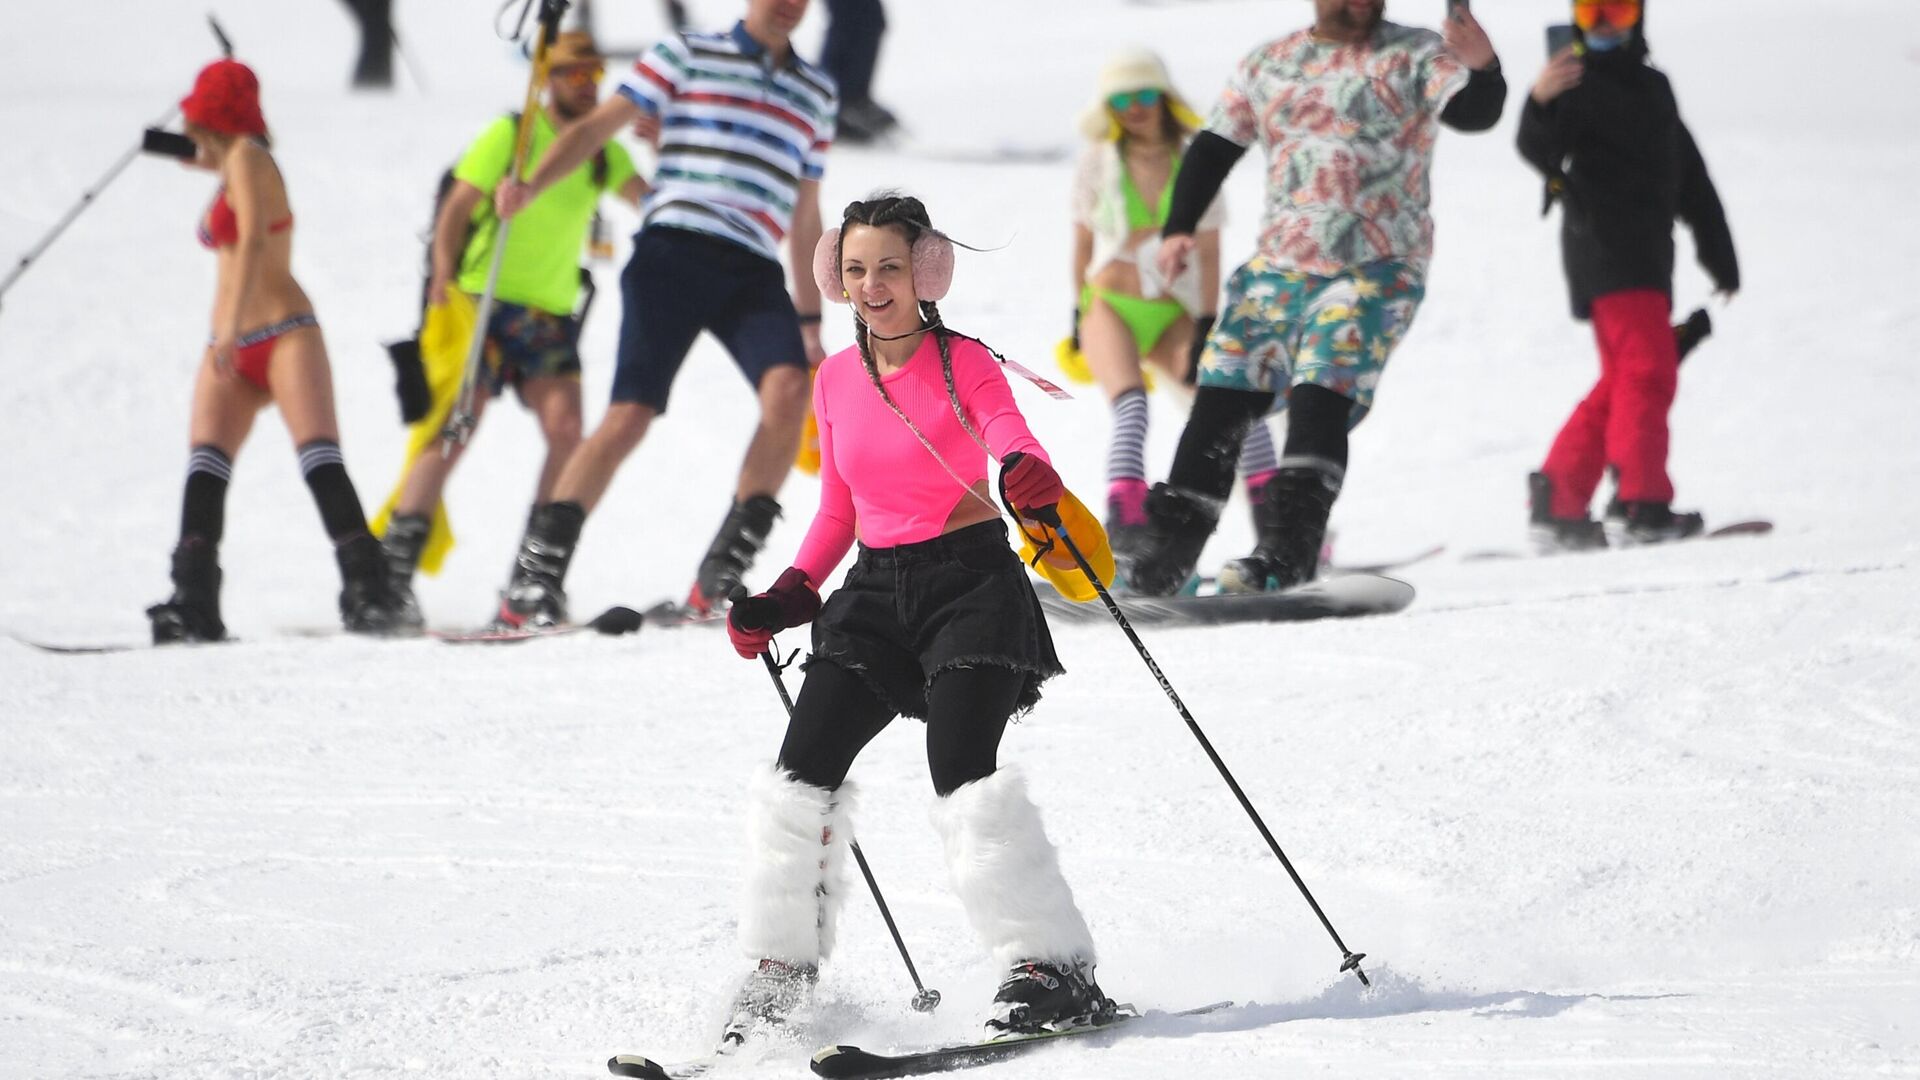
top-left (198, 186), bottom-right (293, 249)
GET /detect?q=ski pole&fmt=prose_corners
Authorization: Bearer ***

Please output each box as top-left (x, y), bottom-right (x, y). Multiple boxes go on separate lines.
top-left (1028, 505), bottom-right (1372, 988)
top-left (1, 18), bottom-right (235, 314)
top-left (441, 0), bottom-right (569, 456)
top-left (753, 641), bottom-right (942, 1013)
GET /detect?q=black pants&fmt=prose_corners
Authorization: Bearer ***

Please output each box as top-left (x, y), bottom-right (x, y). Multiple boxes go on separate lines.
top-left (778, 660), bottom-right (1022, 797)
top-left (1168, 382), bottom-right (1353, 499)
top-left (821, 0), bottom-right (886, 104)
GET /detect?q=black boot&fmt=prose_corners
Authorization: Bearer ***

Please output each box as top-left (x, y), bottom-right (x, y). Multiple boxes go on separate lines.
top-left (498, 502), bottom-right (585, 628)
top-left (146, 535), bottom-right (227, 645)
top-left (1619, 501), bottom-right (1705, 545)
top-left (1120, 484), bottom-right (1220, 596)
top-left (690, 495), bottom-right (781, 613)
top-left (1528, 471), bottom-right (1607, 554)
top-left (337, 533), bottom-right (403, 634)
top-left (1217, 462), bottom-right (1340, 593)
top-left (380, 514), bottom-right (430, 631)
top-left (988, 959), bottom-right (1114, 1034)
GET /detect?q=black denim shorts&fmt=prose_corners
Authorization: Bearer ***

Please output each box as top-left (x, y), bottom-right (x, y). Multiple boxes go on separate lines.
top-left (805, 520), bottom-right (1064, 720)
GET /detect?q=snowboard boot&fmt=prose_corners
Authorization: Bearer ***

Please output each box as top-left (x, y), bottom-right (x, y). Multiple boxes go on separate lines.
top-left (379, 513), bottom-right (430, 632)
top-left (989, 958), bottom-right (1114, 1034)
top-left (930, 767), bottom-right (1105, 1035)
top-left (497, 501), bottom-right (584, 629)
top-left (1217, 460), bottom-right (1341, 594)
top-left (1120, 484), bottom-right (1221, 596)
top-left (1617, 501), bottom-right (1705, 546)
top-left (146, 535), bottom-right (227, 645)
top-left (1104, 479), bottom-right (1151, 565)
top-left (731, 766), bottom-right (857, 1044)
top-left (336, 534), bottom-right (404, 635)
top-left (1528, 472), bottom-right (1607, 554)
top-left (689, 495), bottom-right (781, 614)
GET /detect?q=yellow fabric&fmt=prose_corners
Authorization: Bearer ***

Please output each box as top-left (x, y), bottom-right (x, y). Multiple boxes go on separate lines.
top-left (795, 369), bottom-right (821, 475)
top-left (369, 290), bottom-right (479, 576)
top-left (1014, 489), bottom-right (1115, 603)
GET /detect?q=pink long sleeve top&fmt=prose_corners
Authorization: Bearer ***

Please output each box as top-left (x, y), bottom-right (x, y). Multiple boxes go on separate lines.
top-left (793, 332), bottom-right (1049, 587)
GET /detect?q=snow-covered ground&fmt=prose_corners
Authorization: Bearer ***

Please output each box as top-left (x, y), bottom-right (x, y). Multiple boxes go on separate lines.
top-left (4, 1), bottom-right (1918, 1077)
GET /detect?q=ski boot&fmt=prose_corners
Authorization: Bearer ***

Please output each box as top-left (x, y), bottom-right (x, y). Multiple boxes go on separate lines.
top-left (1119, 484), bottom-right (1220, 596)
top-left (721, 958), bottom-right (819, 1048)
top-left (1528, 472), bottom-right (1607, 554)
top-left (1615, 501), bottom-right (1705, 546)
top-left (1216, 461), bottom-right (1340, 594)
top-left (337, 534), bottom-right (404, 635)
top-left (146, 535), bottom-right (227, 645)
top-left (688, 495), bottom-right (781, 614)
top-left (497, 502), bottom-right (584, 629)
top-left (379, 513), bottom-right (430, 632)
top-left (987, 959), bottom-right (1114, 1035)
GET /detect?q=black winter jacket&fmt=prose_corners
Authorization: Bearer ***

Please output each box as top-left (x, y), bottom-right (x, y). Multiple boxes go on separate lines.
top-left (1516, 51), bottom-right (1738, 320)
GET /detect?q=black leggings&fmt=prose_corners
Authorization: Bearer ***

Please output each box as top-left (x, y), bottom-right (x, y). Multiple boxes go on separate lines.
top-left (1167, 383), bottom-right (1353, 499)
top-left (777, 660), bottom-right (1023, 796)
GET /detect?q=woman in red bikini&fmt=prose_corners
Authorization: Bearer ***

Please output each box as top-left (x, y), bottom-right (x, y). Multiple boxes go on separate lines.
top-left (146, 58), bottom-right (400, 643)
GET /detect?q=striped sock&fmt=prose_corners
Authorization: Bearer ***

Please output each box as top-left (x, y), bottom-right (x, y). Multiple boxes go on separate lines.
top-left (1106, 388), bottom-right (1150, 484)
top-left (1238, 415), bottom-right (1279, 478)
top-left (181, 444), bottom-right (232, 544)
top-left (297, 439), bottom-right (369, 542)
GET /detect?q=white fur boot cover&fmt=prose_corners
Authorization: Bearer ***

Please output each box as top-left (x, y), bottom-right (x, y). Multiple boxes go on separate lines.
top-left (738, 765), bottom-right (858, 965)
top-left (931, 766), bottom-right (1096, 970)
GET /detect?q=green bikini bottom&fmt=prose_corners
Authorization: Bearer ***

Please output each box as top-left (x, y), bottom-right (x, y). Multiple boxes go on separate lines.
top-left (1082, 284), bottom-right (1188, 355)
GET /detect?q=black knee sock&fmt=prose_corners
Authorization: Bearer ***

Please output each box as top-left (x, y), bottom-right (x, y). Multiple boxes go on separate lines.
top-left (1165, 387), bottom-right (1277, 498)
top-left (181, 445), bottom-right (232, 545)
top-left (1281, 383), bottom-right (1353, 472)
top-left (298, 439), bottom-right (370, 543)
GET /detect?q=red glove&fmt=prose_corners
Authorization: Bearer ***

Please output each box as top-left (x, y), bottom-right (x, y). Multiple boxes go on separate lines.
top-left (726, 567), bottom-right (822, 659)
top-left (1000, 451), bottom-right (1064, 516)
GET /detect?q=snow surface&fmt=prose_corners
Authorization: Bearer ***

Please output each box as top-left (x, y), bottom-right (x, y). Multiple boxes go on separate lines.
top-left (4, 1), bottom-right (1919, 1077)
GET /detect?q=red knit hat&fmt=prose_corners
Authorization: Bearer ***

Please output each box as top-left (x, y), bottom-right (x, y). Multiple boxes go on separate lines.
top-left (180, 59), bottom-right (267, 138)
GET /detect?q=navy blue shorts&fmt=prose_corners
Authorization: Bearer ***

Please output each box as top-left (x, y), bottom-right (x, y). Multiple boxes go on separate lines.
top-left (610, 226), bottom-right (807, 412)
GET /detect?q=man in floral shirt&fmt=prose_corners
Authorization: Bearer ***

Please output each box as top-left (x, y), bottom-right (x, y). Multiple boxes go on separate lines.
top-left (1125, 0), bottom-right (1505, 596)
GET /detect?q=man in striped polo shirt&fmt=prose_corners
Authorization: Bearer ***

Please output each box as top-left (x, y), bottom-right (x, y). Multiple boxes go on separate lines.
top-left (493, 0), bottom-right (834, 626)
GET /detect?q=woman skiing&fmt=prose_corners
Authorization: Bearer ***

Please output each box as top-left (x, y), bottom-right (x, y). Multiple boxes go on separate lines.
top-left (1060, 48), bottom-right (1271, 555)
top-left (720, 194), bottom-right (1109, 1040)
top-left (145, 58), bottom-right (399, 642)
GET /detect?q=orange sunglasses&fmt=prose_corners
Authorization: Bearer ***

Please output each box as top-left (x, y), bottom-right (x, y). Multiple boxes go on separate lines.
top-left (1573, 0), bottom-right (1641, 31)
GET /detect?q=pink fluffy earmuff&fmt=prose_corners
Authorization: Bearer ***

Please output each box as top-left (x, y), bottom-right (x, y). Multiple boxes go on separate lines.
top-left (814, 225), bottom-right (955, 305)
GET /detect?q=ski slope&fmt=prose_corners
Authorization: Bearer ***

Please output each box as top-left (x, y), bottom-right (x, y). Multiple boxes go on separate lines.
top-left (3, 1), bottom-right (1917, 1077)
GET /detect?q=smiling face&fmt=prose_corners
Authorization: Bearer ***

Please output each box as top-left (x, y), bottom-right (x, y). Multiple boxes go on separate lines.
top-left (840, 222), bottom-right (921, 337)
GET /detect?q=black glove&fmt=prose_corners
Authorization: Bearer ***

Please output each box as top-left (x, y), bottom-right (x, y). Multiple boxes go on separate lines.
top-left (1186, 314), bottom-right (1215, 386)
top-left (386, 338), bottom-right (431, 424)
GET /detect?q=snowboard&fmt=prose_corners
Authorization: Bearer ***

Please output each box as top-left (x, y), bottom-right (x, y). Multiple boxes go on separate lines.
top-left (430, 605), bottom-right (645, 644)
top-left (1038, 573), bottom-right (1414, 627)
top-left (1463, 519), bottom-right (1773, 562)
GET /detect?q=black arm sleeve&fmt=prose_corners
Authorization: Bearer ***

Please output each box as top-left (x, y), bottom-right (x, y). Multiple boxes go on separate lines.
top-left (1515, 94), bottom-right (1570, 179)
top-left (1675, 119), bottom-right (1739, 292)
top-left (1162, 131), bottom-right (1247, 238)
top-left (1439, 62), bottom-right (1508, 132)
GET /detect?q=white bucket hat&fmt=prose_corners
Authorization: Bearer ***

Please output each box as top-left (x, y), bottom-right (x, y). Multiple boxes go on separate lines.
top-left (1077, 47), bottom-right (1206, 142)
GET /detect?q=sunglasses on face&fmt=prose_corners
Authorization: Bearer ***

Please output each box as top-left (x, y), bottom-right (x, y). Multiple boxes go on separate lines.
top-left (1107, 87), bottom-right (1164, 112)
top-left (1572, 0), bottom-right (1641, 31)
top-left (554, 63), bottom-right (605, 86)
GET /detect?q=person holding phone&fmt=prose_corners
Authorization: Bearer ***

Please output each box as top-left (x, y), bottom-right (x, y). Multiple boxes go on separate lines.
top-left (145, 58), bottom-right (403, 643)
top-left (1518, 0), bottom-right (1739, 550)
top-left (1122, 0), bottom-right (1508, 596)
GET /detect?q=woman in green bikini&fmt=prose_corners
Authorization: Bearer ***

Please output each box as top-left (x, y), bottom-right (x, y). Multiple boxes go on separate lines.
top-left (1065, 48), bottom-right (1273, 555)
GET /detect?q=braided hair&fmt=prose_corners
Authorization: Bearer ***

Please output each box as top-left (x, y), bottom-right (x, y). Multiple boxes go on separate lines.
top-left (835, 194), bottom-right (988, 456)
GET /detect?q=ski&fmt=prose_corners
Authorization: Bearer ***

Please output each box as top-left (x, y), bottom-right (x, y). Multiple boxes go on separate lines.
top-left (607, 1050), bottom-right (728, 1080)
top-left (1463, 519), bottom-right (1774, 562)
top-left (809, 1001), bottom-right (1233, 1080)
top-left (1039, 573), bottom-right (1414, 627)
top-left (634, 597), bottom-right (728, 630)
top-left (431, 605), bottom-right (645, 644)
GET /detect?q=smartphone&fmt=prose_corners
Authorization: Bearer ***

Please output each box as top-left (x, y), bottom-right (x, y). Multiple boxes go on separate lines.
top-left (1546, 23), bottom-right (1580, 56)
top-left (142, 128), bottom-right (197, 161)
